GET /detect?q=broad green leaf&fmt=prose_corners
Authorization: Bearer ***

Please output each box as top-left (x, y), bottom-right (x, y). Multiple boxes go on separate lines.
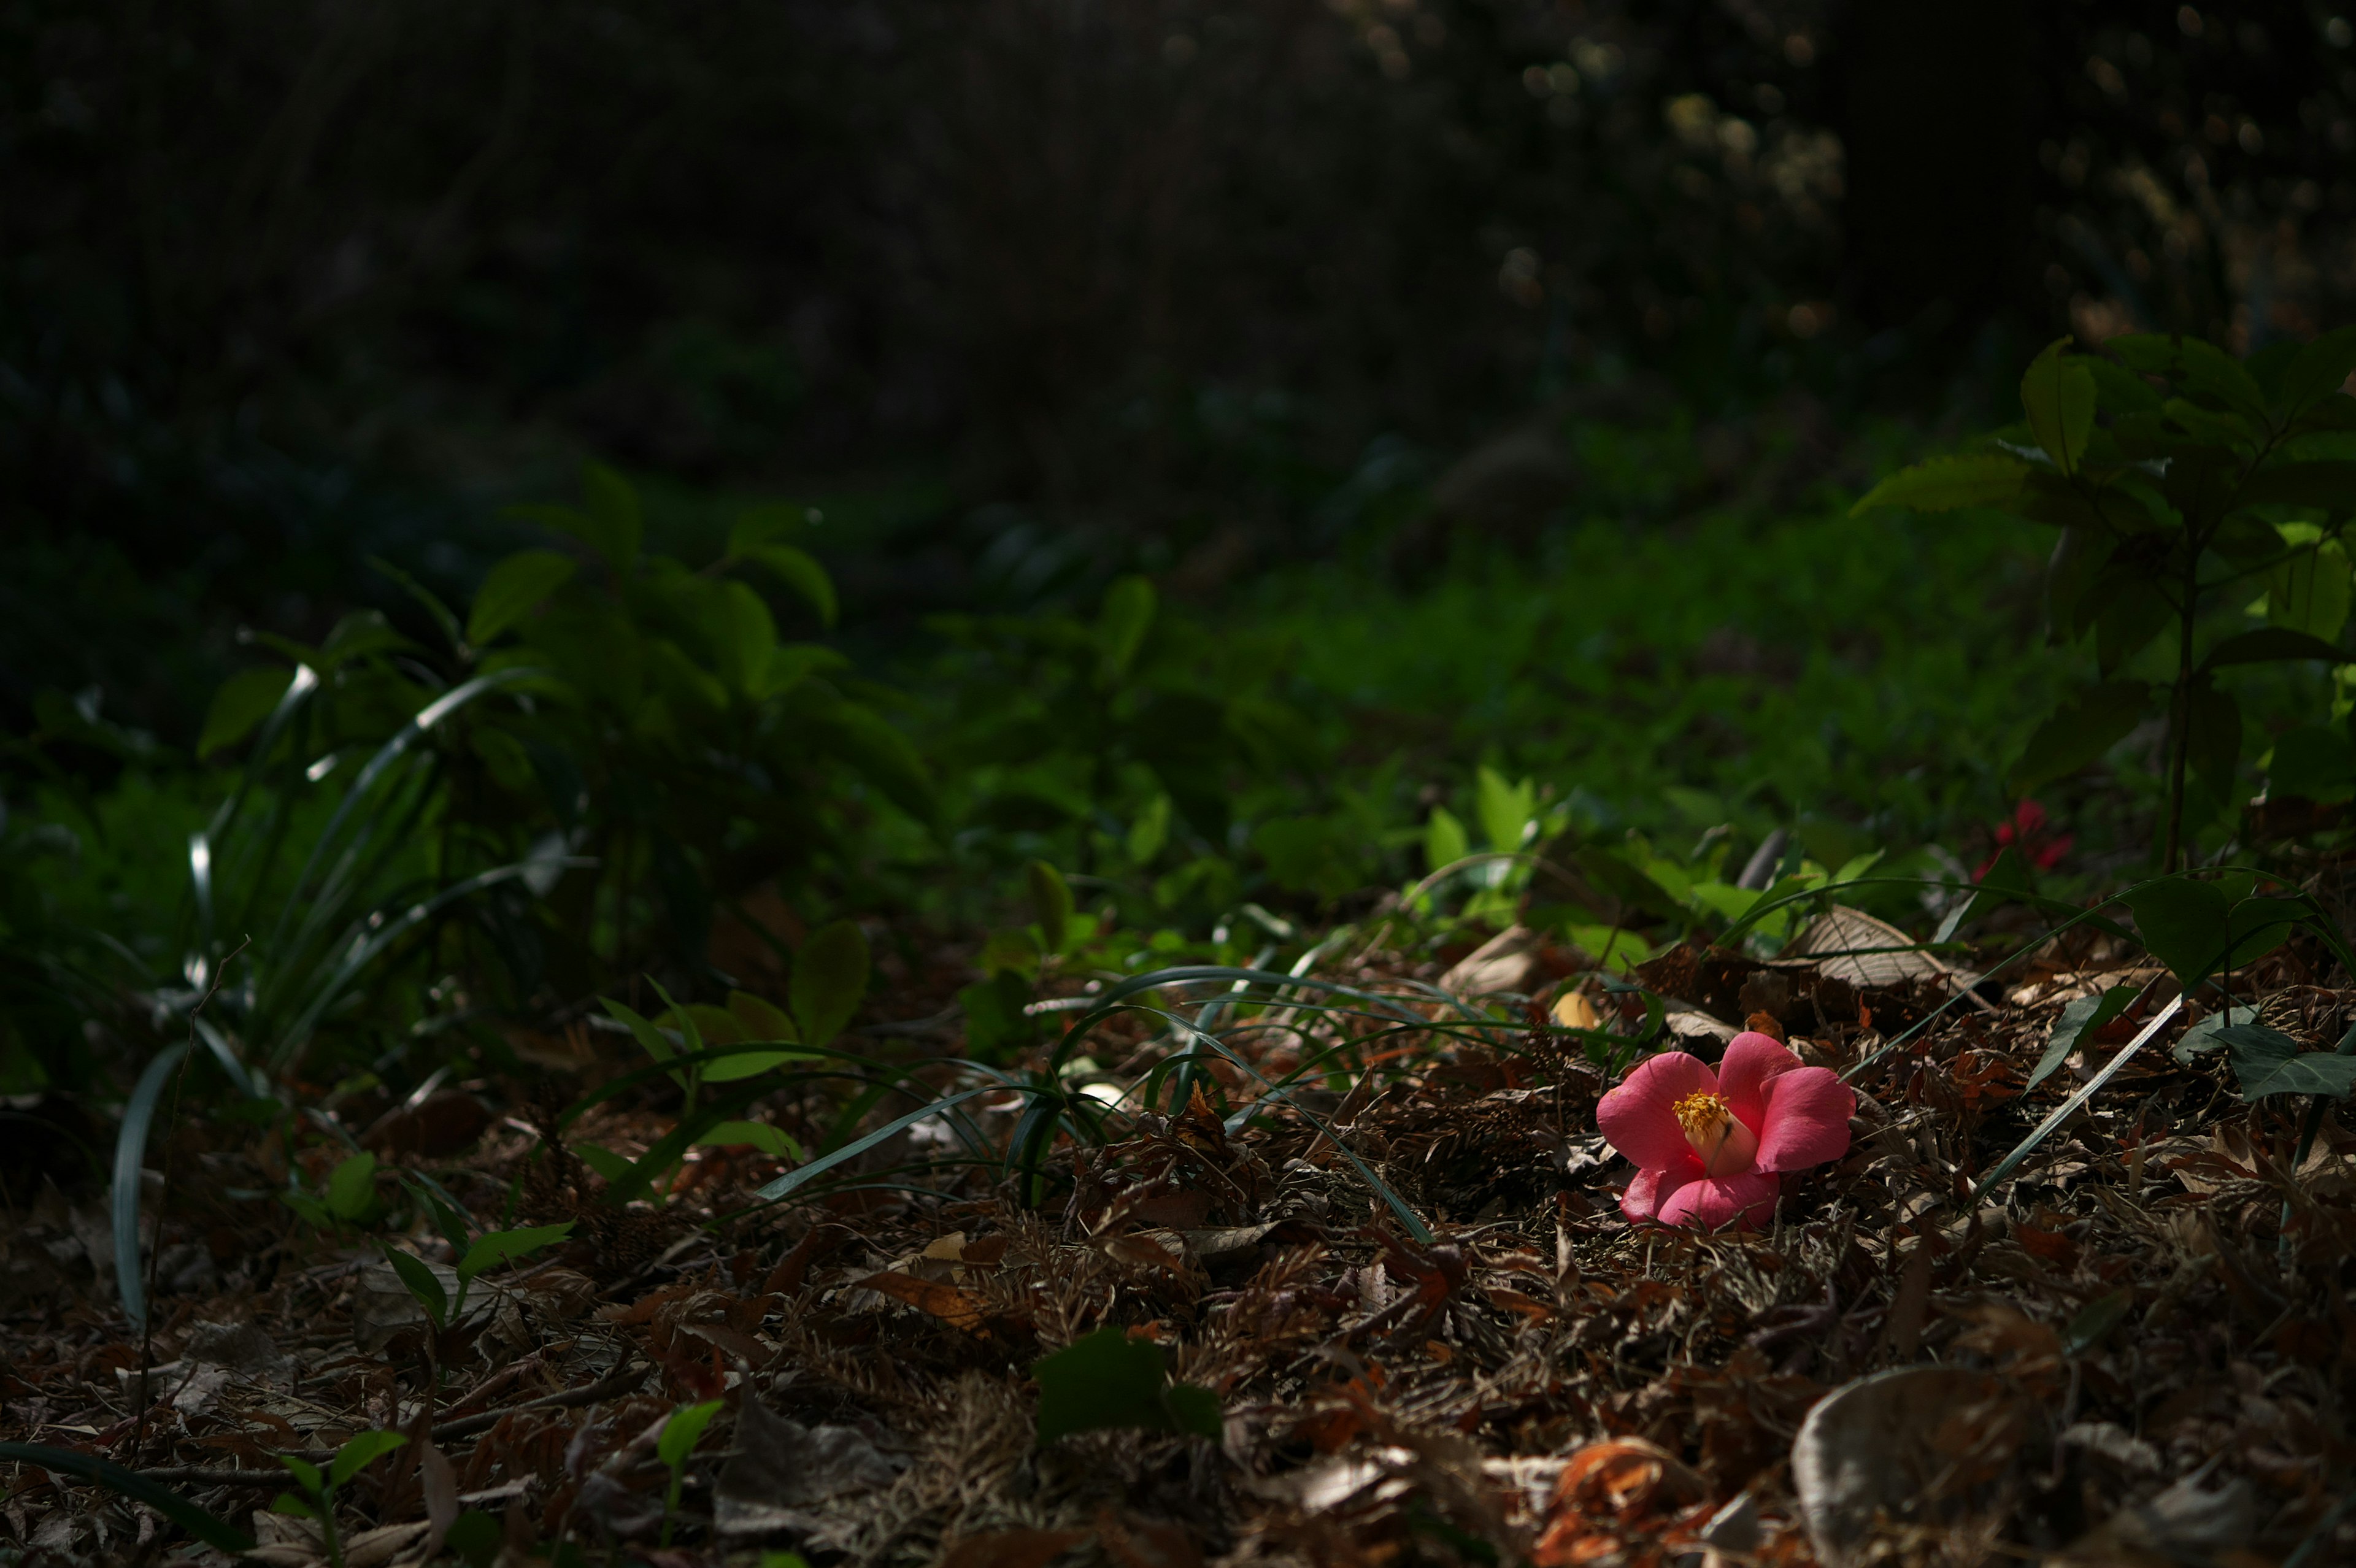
top-left (456, 1221), bottom-right (575, 1283)
top-left (741, 544), bottom-right (837, 628)
top-left (2123, 877), bottom-right (2231, 986)
top-left (2044, 525), bottom-right (2111, 642)
top-left (2265, 538), bottom-right (2352, 642)
top-left (791, 920), bottom-right (871, 1048)
top-left (658, 1401), bottom-right (725, 1473)
top-left (1098, 575), bottom-right (1158, 685)
top-left (198, 666), bottom-right (297, 759)
top-left (694, 1120), bottom-right (800, 1158)
top-left (2225, 896), bottom-right (2304, 969)
top-left (714, 581), bottom-right (779, 696)
top-left (1850, 454), bottom-right (2030, 516)
top-left (1423, 806), bottom-right (1469, 876)
top-left (2171, 1010), bottom-right (2236, 1064)
top-left (702, 1050), bottom-right (804, 1083)
top-left (277, 1455), bottom-right (325, 1495)
top-left (274, 1494), bottom-right (318, 1520)
top-left (1028, 859), bottom-right (1074, 956)
top-left (465, 550), bottom-right (577, 647)
top-left (2020, 339), bottom-right (2096, 475)
top-left (328, 1431), bottom-right (409, 1489)
top-left (2010, 681), bottom-right (2150, 794)
top-left (2028, 986), bottom-right (2135, 1092)
top-left (1033, 1327), bottom-right (1222, 1443)
top-left (325, 1151), bottom-right (379, 1223)
top-left (2217, 1025), bottom-right (2356, 1101)
top-left (382, 1246), bottom-right (448, 1328)
top-left (756, 643), bottom-right (849, 701)
top-left (2200, 628), bottom-right (2344, 672)
top-left (2085, 355), bottom-right (2163, 413)
top-left (604, 997), bottom-right (682, 1073)
top-left (727, 990), bottom-right (799, 1044)
top-left (2269, 724), bottom-right (2356, 804)
top-left (1476, 765), bottom-right (1536, 853)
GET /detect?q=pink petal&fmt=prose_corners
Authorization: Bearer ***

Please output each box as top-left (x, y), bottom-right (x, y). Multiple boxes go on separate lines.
top-left (1621, 1159), bottom-right (1701, 1223)
top-left (1754, 1065), bottom-right (1856, 1172)
top-left (1715, 1031), bottom-right (1802, 1134)
top-left (1597, 1050), bottom-right (1717, 1173)
top-left (1656, 1169), bottom-right (1780, 1230)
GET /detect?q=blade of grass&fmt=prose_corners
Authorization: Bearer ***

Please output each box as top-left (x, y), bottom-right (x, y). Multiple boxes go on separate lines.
top-left (0, 1443), bottom-right (254, 1553)
top-left (1974, 993), bottom-right (2184, 1201)
top-left (753, 1088), bottom-right (994, 1203)
top-left (111, 1044), bottom-right (189, 1331)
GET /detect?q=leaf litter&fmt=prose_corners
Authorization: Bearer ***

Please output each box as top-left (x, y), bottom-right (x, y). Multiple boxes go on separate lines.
top-left (6, 915), bottom-right (2356, 1567)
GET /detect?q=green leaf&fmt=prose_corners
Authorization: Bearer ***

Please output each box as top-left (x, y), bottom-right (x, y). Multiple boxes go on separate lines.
top-left (2086, 355), bottom-right (2163, 413)
top-left (602, 997), bottom-right (683, 1085)
top-left (1475, 765), bottom-right (1536, 854)
top-left (325, 1151), bottom-right (379, 1223)
top-left (2217, 1025), bottom-right (2356, 1101)
top-left (752, 1086), bottom-right (994, 1202)
top-left (1850, 454), bottom-right (2030, 517)
top-left (2278, 325), bottom-right (2356, 417)
top-left (2093, 580), bottom-right (2173, 674)
top-left (1127, 794), bottom-right (1172, 864)
top-left (2269, 725), bottom-right (2356, 804)
top-left (2062, 1289), bottom-right (2135, 1356)
top-left (0, 1442), bottom-right (256, 1553)
top-left (1098, 575), bottom-right (1158, 685)
top-left (2235, 461), bottom-right (2356, 512)
top-left (2200, 628), bottom-right (2344, 672)
top-left (198, 666), bottom-right (297, 759)
top-left (579, 463), bottom-right (644, 572)
top-left (728, 990), bottom-right (799, 1043)
top-left (741, 544), bottom-right (837, 628)
top-left (466, 550), bottom-right (578, 647)
top-left (277, 1455), bottom-right (325, 1495)
top-left (328, 1430), bottom-right (409, 1489)
top-left (272, 1493), bottom-right (318, 1520)
top-left (456, 1222), bottom-right (574, 1284)
top-left (656, 1401), bottom-right (725, 1473)
top-left (2010, 681), bottom-right (2150, 794)
top-left (1423, 806), bottom-right (1469, 876)
top-left (791, 920), bottom-right (871, 1048)
top-left (2029, 986), bottom-right (2136, 1093)
top-left (2122, 877), bottom-right (2231, 986)
top-left (1033, 1328), bottom-right (1222, 1443)
top-left (2226, 896), bottom-right (2304, 969)
top-left (2020, 339), bottom-right (2097, 476)
top-left (574, 1143), bottom-right (636, 1183)
top-left (382, 1246), bottom-right (448, 1328)
top-left (701, 1050), bottom-right (803, 1083)
top-left (2171, 1009), bottom-right (2236, 1064)
top-left (694, 1120), bottom-right (800, 1158)
top-left (1028, 859), bottom-right (1074, 956)
top-left (445, 1511), bottom-right (503, 1568)
top-left (2264, 538), bottom-right (2352, 642)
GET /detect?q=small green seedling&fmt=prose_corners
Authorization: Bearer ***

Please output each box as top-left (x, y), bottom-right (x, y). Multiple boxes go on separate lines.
top-left (274, 1431), bottom-right (407, 1568)
top-left (283, 1150), bottom-right (382, 1231)
top-left (382, 1219), bottom-right (574, 1333)
top-left (657, 1399), bottom-right (725, 1547)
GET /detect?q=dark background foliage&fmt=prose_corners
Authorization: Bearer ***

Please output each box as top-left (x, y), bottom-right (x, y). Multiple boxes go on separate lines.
top-left (6, 0), bottom-right (2352, 742)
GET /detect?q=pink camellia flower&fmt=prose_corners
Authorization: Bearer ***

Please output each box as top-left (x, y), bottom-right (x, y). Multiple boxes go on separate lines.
top-left (1596, 1032), bottom-right (1855, 1229)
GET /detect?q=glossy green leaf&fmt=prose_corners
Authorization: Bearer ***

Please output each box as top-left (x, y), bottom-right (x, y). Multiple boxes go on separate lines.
top-left (1849, 454), bottom-right (2030, 516)
top-left (2010, 681), bottom-right (2149, 794)
top-left (2020, 339), bottom-right (2096, 475)
top-left (465, 550), bottom-right (577, 647)
top-left (2217, 1025), bottom-right (2356, 1101)
top-left (328, 1430), bottom-right (409, 1489)
top-left (791, 919), bottom-right (871, 1048)
top-left (1476, 765), bottom-right (1535, 853)
top-left (382, 1246), bottom-right (448, 1328)
top-left (198, 666), bottom-right (298, 759)
top-left (2122, 877), bottom-right (2230, 986)
top-left (1033, 1328), bottom-right (1222, 1443)
top-left (2028, 986), bottom-right (2135, 1093)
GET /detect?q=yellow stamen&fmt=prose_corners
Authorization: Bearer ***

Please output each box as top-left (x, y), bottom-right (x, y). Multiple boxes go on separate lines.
top-left (1671, 1089), bottom-right (1758, 1175)
top-left (1672, 1090), bottom-right (1731, 1139)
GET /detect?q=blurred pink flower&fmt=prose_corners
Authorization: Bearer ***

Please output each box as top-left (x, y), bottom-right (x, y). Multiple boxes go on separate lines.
top-left (1597, 1032), bottom-right (1855, 1229)
top-left (1977, 798), bottom-right (2071, 880)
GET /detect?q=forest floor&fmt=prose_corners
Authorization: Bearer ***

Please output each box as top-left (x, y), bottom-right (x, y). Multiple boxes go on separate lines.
top-left (4, 915), bottom-right (2354, 1568)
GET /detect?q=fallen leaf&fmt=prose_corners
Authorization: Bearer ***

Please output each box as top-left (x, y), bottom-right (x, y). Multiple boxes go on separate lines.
top-left (1790, 1367), bottom-right (2025, 1568)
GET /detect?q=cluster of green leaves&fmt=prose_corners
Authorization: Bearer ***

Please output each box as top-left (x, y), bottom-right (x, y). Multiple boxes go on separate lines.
top-left (1858, 331), bottom-right (2356, 865)
top-left (272, 1431), bottom-right (409, 1568)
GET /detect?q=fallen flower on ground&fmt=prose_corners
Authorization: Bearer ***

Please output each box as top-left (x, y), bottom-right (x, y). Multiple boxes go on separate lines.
top-left (1598, 1031), bottom-right (1855, 1228)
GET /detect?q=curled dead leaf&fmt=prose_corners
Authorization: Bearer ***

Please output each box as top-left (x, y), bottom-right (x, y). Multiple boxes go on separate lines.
top-left (1791, 1367), bottom-right (2027, 1568)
